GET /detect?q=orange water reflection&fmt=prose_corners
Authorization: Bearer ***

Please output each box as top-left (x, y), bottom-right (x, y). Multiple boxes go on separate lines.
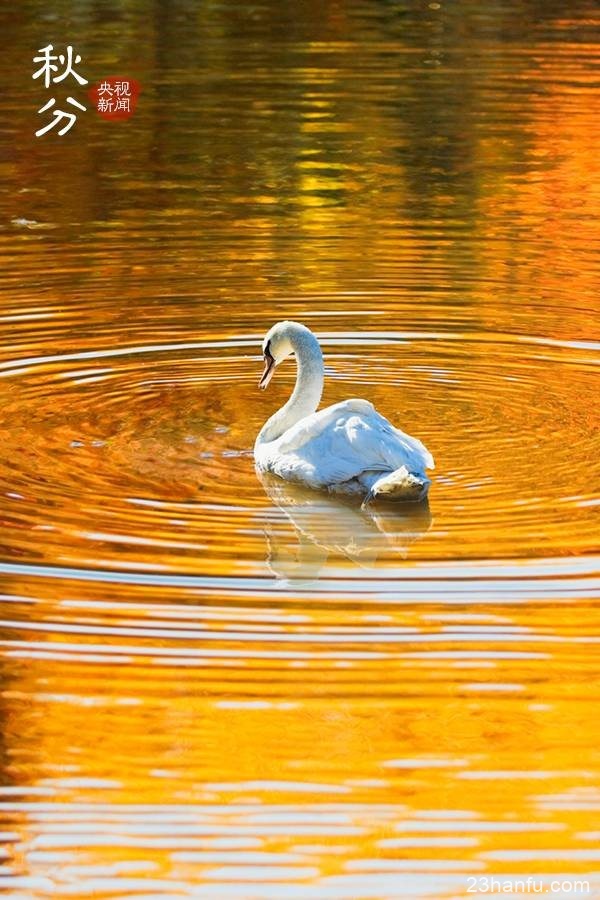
top-left (0, 0), bottom-right (599, 897)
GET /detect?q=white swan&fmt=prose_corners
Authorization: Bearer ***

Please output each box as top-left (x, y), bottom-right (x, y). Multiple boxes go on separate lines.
top-left (254, 321), bottom-right (434, 504)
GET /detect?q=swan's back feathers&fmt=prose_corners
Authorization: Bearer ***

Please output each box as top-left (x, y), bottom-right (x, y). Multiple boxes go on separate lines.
top-left (260, 398), bottom-right (434, 490)
top-left (276, 399), bottom-right (372, 454)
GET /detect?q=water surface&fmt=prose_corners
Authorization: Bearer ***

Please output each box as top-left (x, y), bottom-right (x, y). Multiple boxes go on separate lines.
top-left (0, 1), bottom-right (599, 897)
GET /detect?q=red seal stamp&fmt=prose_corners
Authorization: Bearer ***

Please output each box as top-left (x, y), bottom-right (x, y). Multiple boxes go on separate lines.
top-left (88, 77), bottom-right (140, 119)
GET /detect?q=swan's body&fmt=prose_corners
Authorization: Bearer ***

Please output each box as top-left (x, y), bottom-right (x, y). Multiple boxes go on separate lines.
top-left (254, 321), bottom-right (434, 504)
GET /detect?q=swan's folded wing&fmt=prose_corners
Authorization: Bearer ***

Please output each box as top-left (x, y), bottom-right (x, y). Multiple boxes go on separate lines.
top-left (276, 400), bottom-right (373, 454)
top-left (337, 406), bottom-right (435, 474)
top-left (274, 399), bottom-right (434, 488)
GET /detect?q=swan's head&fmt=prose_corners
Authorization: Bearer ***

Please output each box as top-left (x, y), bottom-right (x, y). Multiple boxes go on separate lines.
top-left (259, 320), bottom-right (317, 390)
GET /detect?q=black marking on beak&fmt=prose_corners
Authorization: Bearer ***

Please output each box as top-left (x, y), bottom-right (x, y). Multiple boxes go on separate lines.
top-left (259, 342), bottom-right (276, 389)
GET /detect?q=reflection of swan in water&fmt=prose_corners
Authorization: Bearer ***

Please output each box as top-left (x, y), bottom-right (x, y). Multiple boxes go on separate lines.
top-left (255, 321), bottom-right (434, 504)
top-left (258, 472), bottom-right (432, 584)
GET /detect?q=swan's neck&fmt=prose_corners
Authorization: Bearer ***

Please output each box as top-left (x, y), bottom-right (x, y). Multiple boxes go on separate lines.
top-left (256, 333), bottom-right (324, 445)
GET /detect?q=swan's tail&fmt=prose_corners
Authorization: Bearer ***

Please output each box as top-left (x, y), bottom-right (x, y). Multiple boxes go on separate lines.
top-left (362, 466), bottom-right (430, 508)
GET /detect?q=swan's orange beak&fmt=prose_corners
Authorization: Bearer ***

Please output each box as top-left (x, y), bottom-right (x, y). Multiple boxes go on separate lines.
top-left (259, 348), bottom-right (276, 390)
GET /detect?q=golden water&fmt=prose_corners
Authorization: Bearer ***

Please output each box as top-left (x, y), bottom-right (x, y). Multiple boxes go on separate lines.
top-left (0, 1), bottom-right (599, 897)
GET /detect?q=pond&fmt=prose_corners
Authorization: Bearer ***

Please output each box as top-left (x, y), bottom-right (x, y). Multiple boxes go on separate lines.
top-left (0, 0), bottom-right (598, 897)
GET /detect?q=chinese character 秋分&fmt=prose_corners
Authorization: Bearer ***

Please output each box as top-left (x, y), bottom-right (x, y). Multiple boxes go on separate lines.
top-left (33, 44), bottom-right (87, 137)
